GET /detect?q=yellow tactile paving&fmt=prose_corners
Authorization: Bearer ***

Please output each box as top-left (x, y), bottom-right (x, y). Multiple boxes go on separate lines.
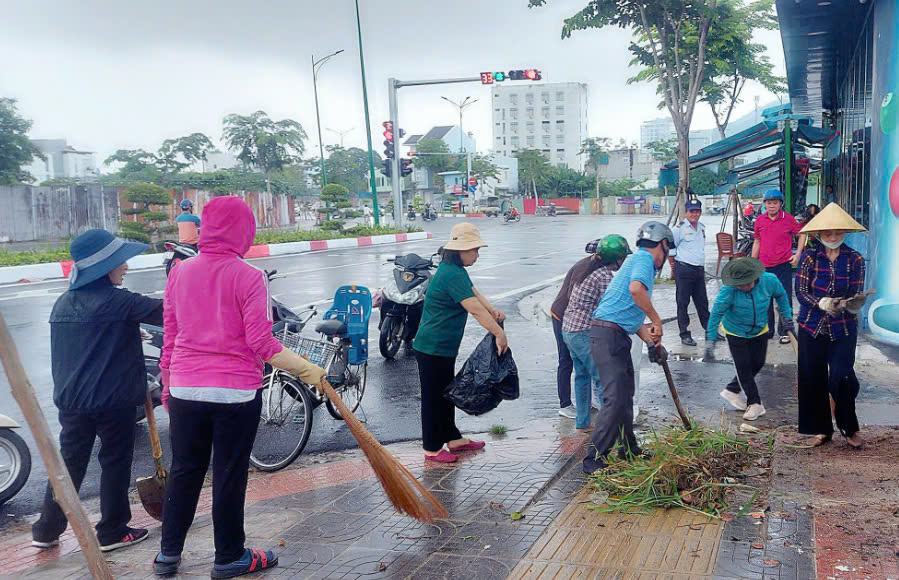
top-left (509, 490), bottom-right (724, 579)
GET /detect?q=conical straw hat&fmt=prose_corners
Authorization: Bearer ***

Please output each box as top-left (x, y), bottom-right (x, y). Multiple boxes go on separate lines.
top-left (800, 202), bottom-right (866, 234)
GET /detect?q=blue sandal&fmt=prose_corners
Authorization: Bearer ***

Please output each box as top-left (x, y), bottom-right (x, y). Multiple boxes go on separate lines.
top-left (211, 548), bottom-right (278, 579)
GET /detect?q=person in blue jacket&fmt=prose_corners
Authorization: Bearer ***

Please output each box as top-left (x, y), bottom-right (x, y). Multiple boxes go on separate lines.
top-left (705, 257), bottom-right (794, 422)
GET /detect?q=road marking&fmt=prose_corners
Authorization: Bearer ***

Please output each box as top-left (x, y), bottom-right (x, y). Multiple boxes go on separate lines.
top-left (0, 288), bottom-right (65, 302)
top-left (488, 274), bottom-right (567, 301)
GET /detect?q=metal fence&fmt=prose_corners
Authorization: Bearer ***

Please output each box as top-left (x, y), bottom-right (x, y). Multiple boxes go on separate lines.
top-left (0, 184), bottom-right (120, 243)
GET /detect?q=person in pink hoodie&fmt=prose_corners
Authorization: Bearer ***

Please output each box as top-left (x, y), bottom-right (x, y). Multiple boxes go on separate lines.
top-left (155, 195), bottom-right (326, 578)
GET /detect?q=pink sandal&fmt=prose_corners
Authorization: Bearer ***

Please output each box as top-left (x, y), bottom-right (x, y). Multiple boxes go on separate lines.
top-left (448, 440), bottom-right (485, 452)
top-left (424, 449), bottom-right (457, 463)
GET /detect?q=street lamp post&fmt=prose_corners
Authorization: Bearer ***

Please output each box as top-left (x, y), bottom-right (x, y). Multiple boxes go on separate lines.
top-left (312, 49), bottom-right (344, 188)
top-left (441, 96), bottom-right (478, 211)
top-left (326, 127), bottom-right (354, 148)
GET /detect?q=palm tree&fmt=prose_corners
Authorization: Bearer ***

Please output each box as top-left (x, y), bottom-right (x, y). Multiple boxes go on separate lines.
top-left (222, 111), bottom-right (307, 226)
top-left (514, 149), bottom-right (551, 198)
top-left (579, 137), bottom-right (611, 198)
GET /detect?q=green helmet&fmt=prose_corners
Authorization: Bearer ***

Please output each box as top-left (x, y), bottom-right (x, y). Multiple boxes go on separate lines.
top-left (597, 234), bottom-right (632, 262)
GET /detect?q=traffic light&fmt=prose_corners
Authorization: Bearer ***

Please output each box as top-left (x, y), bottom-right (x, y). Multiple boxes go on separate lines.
top-left (400, 158), bottom-right (413, 177)
top-left (382, 159), bottom-right (392, 178)
top-left (382, 121), bottom-right (394, 159)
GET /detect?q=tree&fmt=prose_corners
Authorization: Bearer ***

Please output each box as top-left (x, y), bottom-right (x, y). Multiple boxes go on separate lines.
top-left (645, 138), bottom-right (679, 163)
top-left (688, 166), bottom-right (718, 196)
top-left (701, 0), bottom-right (784, 148)
top-left (412, 138), bottom-right (458, 190)
top-left (515, 149), bottom-right (551, 197)
top-left (156, 132), bottom-right (215, 177)
top-left (0, 98), bottom-right (45, 184)
top-left (531, 0), bottom-right (720, 215)
top-left (322, 145), bottom-right (380, 192)
top-left (319, 183), bottom-right (350, 223)
top-left (104, 149), bottom-right (157, 175)
top-left (456, 153), bottom-right (500, 184)
top-left (222, 110), bottom-right (307, 226)
top-left (579, 137), bottom-right (611, 198)
top-left (119, 183), bottom-right (171, 244)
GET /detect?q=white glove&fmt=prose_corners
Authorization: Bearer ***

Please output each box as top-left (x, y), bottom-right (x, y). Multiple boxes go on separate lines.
top-left (267, 347), bottom-right (327, 386)
top-left (817, 297), bottom-right (844, 315)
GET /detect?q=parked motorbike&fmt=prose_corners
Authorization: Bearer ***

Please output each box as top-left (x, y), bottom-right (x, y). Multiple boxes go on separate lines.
top-left (422, 207), bottom-right (438, 221)
top-left (378, 253), bottom-right (438, 359)
top-left (163, 241), bottom-right (198, 276)
top-left (0, 414), bottom-right (31, 506)
top-left (138, 324), bottom-right (165, 422)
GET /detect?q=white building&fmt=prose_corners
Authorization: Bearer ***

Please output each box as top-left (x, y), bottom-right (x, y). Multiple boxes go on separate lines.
top-left (404, 126), bottom-right (477, 191)
top-left (25, 139), bottom-right (98, 183)
top-left (491, 82), bottom-right (589, 171)
top-left (204, 149), bottom-right (240, 171)
top-left (640, 117), bottom-right (677, 148)
top-left (593, 147), bottom-right (663, 183)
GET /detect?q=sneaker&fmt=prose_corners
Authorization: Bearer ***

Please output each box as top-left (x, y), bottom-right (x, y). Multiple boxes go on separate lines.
top-left (558, 406), bottom-right (577, 419)
top-left (681, 336), bottom-right (697, 346)
top-left (720, 389), bottom-right (748, 411)
top-left (31, 538), bottom-right (60, 549)
top-left (743, 403), bottom-right (766, 421)
top-left (211, 548), bottom-right (278, 579)
top-left (100, 527), bottom-right (149, 552)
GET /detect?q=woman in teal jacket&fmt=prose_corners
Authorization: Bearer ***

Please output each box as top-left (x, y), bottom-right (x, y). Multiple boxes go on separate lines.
top-left (705, 257), bottom-right (794, 421)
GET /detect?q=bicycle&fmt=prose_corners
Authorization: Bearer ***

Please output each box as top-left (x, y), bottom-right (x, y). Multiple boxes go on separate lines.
top-left (249, 285), bottom-right (372, 472)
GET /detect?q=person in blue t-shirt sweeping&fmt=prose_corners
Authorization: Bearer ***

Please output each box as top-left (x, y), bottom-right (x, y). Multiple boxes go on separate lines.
top-left (583, 221), bottom-right (673, 474)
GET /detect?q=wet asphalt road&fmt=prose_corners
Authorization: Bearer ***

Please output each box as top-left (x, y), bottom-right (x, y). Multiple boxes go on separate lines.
top-left (0, 214), bottom-right (660, 527)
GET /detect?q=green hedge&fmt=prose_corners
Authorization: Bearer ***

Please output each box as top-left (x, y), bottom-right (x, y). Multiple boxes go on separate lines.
top-left (0, 226), bottom-right (426, 267)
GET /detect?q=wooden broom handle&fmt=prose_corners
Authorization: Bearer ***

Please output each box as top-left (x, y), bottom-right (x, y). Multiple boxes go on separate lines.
top-left (143, 393), bottom-right (165, 476)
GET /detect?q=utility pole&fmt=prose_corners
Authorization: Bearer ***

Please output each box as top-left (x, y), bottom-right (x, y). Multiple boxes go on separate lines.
top-left (312, 50), bottom-right (344, 188)
top-left (354, 0), bottom-right (380, 225)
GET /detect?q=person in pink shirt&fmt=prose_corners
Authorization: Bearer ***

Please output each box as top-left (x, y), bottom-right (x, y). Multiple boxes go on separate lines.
top-left (155, 196), bottom-right (326, 578)
top-left (751, 189), bottom-right (806, 344)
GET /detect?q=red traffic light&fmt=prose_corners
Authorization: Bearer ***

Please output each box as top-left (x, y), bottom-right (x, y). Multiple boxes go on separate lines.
top-left (382, 121), bottom-right (393, 141)
top-left (525, 68), bottom-right (539, 80)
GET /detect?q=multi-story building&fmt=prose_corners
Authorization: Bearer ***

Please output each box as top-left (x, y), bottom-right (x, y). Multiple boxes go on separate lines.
top-left (593, 147), bottom-right (663, 183)
top-left (640, 117), bottom-right (677, 148)
top-left (25, 139), bottom-right (98, 183)
top-left (490, 82), bottom-right (589, 171)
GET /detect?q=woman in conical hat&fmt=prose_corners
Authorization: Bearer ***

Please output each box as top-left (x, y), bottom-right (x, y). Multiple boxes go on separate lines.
top-left (795, 203), bottom-right (868, 448)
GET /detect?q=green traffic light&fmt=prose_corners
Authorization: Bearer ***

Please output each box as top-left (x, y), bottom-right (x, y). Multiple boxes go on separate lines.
top-left (494, 71), bottom-right (505, 81)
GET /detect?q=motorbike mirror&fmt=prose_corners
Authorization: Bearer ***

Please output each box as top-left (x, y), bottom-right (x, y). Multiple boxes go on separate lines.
top-left (164, 241), bottom-right (175, 251)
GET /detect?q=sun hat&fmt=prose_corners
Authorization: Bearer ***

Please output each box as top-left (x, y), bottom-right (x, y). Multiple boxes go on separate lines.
top-left (444, 223), bottom-right (487, 251)
top-left (685, 199), bottom-right (702, 211)
top-left (799, 202), bottom-right (866, 234)
top-left (721, 257), bottom-right (765, 287)
top-left (68, 228), bottom-right (148, 290)
top-left (763, 189), bottom-right (784, 201)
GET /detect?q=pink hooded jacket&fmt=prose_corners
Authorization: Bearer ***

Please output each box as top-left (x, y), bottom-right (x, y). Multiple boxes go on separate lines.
top-left (160, 196), bottom-right (283, 391)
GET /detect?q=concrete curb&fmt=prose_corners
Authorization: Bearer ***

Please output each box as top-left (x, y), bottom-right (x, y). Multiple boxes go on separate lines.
top-left (0, 231), bottom-right (433, 285)
top-left (435, 213), bottom-right (488, 218)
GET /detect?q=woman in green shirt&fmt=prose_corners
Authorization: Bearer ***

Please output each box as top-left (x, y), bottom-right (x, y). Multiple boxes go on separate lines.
top-left (412, 223), bottom-right (509, 463)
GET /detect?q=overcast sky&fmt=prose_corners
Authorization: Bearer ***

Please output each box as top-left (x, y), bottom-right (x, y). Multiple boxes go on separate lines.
top-left (1, 0), bottom-right (786, 164)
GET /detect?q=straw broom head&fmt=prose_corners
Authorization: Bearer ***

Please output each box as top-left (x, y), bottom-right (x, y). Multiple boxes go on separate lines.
top-left (318, 378), bottom-right (449, 522)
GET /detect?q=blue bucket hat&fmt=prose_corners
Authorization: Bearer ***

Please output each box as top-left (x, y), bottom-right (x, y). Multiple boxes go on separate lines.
top-left (763, 189), bottom-right (784, 201)
top-left (68, 228), bottom-right (148, 290)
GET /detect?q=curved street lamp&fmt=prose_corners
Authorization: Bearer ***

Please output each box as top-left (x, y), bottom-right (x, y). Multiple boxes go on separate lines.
top-left (312, 49), bottom-right (344, 187)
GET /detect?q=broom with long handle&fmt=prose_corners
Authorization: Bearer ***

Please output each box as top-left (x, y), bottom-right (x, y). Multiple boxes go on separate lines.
top-left (317, 377), bottom-right (449, 522)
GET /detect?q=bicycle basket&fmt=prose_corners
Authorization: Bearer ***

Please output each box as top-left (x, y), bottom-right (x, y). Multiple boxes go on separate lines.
top-left (279, 332), bottom-right (340, 371)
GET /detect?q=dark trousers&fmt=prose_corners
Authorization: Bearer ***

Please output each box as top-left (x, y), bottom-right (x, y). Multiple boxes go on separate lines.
top-left (415, 352), bottom-right (462, 452)
top-left (798, 328), bottom-right (860, 437)
top-left (766, 262), bottom-right (793, 338)
top-left (725, 333), bottom-right (768, 405)
top-left (33, 409), bottom-right (136, 544)
top-left (552, 317), bottom-right (573, 408)
top-left (160, 391), bottom-right (262, 564)
top-left (674, 262), bottom-right (710, 339)
top-left (586, 326), bottom-right (639, 465)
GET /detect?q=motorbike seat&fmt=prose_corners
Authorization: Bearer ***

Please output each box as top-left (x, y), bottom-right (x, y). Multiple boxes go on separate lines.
top-left (315, 319), bottom-right (347, 336)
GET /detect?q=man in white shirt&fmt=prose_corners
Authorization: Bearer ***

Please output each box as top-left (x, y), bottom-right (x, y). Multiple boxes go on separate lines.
top-left (672, 198), bottom-right (710, 346)
top-left (363, 204), bottom-right (373, 226)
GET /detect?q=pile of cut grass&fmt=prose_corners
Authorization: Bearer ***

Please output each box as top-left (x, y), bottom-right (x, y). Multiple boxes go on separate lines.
top-left (589, 425), bottom-right (753, 518)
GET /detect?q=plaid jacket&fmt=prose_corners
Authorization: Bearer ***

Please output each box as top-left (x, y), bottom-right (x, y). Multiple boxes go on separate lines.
top-left (562, 265), bottom-right (614, 333)
top-left (795, 244), bottom-right (865, 340)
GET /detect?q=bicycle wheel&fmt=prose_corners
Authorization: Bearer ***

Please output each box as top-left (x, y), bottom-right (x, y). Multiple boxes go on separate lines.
top-left (250, 373), bottom-right (314, 471)
top-left (326, 360), bottom-right (367, 420)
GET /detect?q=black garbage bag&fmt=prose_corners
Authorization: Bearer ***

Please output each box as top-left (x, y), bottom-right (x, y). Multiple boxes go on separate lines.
top-left (443, 333), bottom-right (520, 416)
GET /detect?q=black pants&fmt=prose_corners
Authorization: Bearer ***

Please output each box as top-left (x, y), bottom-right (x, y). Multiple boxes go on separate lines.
top-left (160, 391), bottom-right (262, 564)
top-left (674, 262), bottom-right (710, 339)
top-left (766, 262), bottom-right (793, 338)
top-left (33, 408), bottom-right (136, 545)
top-left (415, 351), bottom-right (462, 452)
top-left (724, 333), bottom-right (768, 406)
top-left (798, 328), bottom-right (860, 437)
top-left (552, 317), bottom-right (573, 408)
top-left (586, 326), bottom-right (639, 466)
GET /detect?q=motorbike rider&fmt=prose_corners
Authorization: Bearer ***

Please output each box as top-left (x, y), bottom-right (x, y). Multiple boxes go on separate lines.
top-left (175, 199), bottom-right (201, 251)
top-left (407, 203), bottom-right (416, 218)
top-left (32, 228), bottom-right (163, 552)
